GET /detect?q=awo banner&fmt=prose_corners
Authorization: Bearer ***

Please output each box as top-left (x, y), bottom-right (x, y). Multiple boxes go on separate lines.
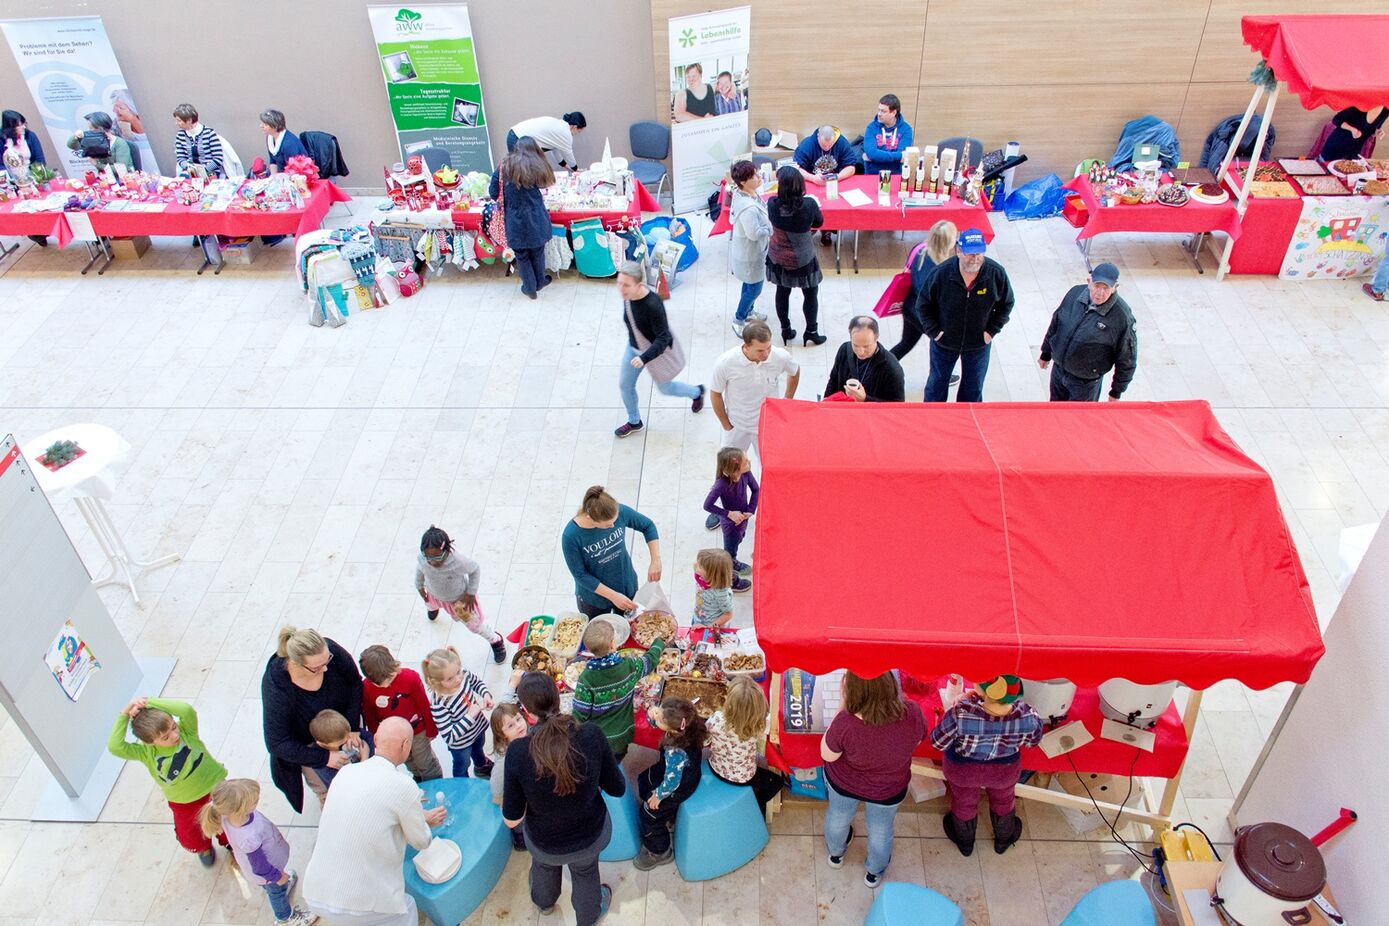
top-left (368, 4), bottom-right (493, 173)
top-left (667, 6), bottom-right (750, 214)
top-left (0, 16), bottom-right (161, 178)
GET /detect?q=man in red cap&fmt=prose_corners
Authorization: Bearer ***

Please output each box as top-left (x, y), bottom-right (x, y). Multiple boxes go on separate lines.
top-left (930, 674), bottom-right (1042, 856)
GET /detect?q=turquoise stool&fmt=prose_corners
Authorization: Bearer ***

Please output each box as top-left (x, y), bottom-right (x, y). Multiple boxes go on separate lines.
top-left (674, 761), bottom-right (768, 881)
top-left (864, 883), bottom-right (964, 926)
top-left (403, 777), bottom-right (510, 926)
top-left (600, 787), bottom-right (641, 861)
top-left (1060, 881), bottom-right (1156, 926)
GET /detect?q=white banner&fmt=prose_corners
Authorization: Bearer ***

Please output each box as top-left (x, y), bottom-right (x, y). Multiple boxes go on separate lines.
top-left (1279, 195), bottom-right (1389, 280)
top-left (667, 6), bottom-right (750, 214)
top-left (0, 16), bottom-right (161, 178)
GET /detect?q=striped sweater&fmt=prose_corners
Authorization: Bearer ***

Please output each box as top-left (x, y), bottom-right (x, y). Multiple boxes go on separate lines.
top-left (428, 672), bottom-right (491, 749)
top-left (571, 640), bottom-right (665, 753)
top-left (174, 124), bottom-right (224, 178)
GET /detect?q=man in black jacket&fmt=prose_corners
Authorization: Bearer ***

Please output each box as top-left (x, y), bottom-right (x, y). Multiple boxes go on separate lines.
top-left (824, 315), bottom-right (905, 402)
top-left (1039, 263), bottom-right (1138, 401)
top-left (920, 228), bottom-right (1014, 402)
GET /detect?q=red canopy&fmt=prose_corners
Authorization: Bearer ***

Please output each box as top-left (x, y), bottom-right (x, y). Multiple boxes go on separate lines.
top-left (1242, 15), bottom-right (1389, 112)
top-left (752, 400), bottom-right (1322, 690)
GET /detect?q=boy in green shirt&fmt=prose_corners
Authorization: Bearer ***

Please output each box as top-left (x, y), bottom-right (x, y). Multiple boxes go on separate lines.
top-left (571, 621), bottom-right (665, 759)
top-left (108, 696), bottom-right (229, 866)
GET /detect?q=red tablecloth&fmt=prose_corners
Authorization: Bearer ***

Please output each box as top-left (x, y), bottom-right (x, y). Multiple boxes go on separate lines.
top-left (710, 174), bottom-right (994, 239)
top-left (770, 678), bottom-right (1189, 779)
top-left (1224, 194), bottom-right (1305, 275)
top-left (452, 182), bottom-right (659, 232)
top-left (0, 180), bottom-right (350, 248)
top-left (1062, 175), bottom-right (1242, 242)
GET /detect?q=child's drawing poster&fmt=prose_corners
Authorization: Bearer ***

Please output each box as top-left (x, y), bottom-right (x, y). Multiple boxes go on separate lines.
top-left (1280, 196), bottom-right (1389, 280)
top-left (44, 620), bottom-right (100, 702)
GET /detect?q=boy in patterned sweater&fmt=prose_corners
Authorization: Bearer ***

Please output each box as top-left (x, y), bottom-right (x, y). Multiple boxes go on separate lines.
top-left (571, 620), bottom-right (665, 759)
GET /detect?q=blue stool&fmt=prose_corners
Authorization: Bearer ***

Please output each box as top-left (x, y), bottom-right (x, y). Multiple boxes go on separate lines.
top-left (404, 777), bottom-right (510, 926)
top-left (864, 883), bottom-right (964, 926)
top-left (1060, 881), bottom-right (1156, 926)
top-left (674, 761), bottom-right (768, 881)
top-left (600, 787), bottom-right (641, 861)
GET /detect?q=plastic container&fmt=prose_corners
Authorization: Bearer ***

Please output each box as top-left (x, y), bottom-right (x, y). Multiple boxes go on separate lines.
top-left (522, 615), bottom-right (555, 648)
top-left (548, 612), bottom-right (589, 660)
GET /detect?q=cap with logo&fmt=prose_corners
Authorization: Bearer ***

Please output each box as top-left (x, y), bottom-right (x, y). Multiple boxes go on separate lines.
top-left (958, 228), bottom-right (987, 254)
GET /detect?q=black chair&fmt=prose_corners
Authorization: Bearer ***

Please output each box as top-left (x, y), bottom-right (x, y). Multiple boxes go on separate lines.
top-left (417, 146), bottom-right (452, 173)
top-left (935, 136), bottom-right (986, 170)
top-left (127, 141), bottom-right (142, 172)
top-left (629, 120), bottom-right (670, 200)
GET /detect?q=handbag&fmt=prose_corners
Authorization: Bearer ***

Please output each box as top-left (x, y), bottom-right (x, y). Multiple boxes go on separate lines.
top-left (484, 170), bottom-right (509, 255)
top-left (623, 299), bottom-right (686, 384)
top-left (872, 242), bottom-right (929, 318)
top-left (79, 130), bottom-right (111, 159)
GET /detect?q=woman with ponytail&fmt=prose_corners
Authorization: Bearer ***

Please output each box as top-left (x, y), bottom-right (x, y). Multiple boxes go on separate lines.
top-left (560, 485), bottom-right (662, 617)
top-left (502, 673), bottom-right (624, 925)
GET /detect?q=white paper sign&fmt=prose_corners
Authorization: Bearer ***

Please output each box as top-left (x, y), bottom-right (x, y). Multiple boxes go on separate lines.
top-left (44, 620), bottom-right (101, 702)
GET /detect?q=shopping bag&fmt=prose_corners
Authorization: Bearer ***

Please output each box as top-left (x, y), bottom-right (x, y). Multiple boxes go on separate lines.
top-left (570, 217), bottom-right (617, 278)
top-left (871, 270), bottom-right (912, 318)
top-left (634, 581), bottom-right (673, 615)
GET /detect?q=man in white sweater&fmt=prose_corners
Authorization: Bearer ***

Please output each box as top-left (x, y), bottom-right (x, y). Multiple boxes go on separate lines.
top-left (303, 718), bottom-right (444, 925)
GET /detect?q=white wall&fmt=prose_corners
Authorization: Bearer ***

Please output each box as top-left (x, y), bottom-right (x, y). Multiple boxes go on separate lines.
top-left (1235, 517), bottom-right (1388, 918)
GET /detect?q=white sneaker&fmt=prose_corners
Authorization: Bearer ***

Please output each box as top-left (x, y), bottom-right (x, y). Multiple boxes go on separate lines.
top-left (280, 909), bottom-right (318, 925)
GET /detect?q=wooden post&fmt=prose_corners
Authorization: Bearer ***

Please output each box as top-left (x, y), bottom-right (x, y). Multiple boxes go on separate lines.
top-left (1217, 86), bottom-right (1280, 280)
top-left (1157, 687), bottom-right (1205, 823)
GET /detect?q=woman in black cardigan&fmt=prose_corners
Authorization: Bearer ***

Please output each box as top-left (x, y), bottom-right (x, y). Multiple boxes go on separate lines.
top-left (614, 264), bottom-right (705, 438)
top-left (490, 136), bottom-right (555, 300)
top-left (261, 625), bottom-right (364, 813)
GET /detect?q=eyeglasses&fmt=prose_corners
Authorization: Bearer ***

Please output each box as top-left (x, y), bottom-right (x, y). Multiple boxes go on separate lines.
top-left (300, 652), bottom-right (333, 674)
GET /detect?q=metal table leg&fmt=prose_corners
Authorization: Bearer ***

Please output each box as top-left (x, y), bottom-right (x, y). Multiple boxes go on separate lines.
top-left (195, 236), bottom-right (225, 275)
top-left (74, 496), bottom-right (181, 604)
top-left (1075, 236), bottom-right (1094, 272)
top-left (1181, 232), bottom-right (1207, 274)
top-left (0, 240), bottom-right (19, 264)
top-left (853, 230), bottom-right (861, 274)
top-left (80, 238), bottom-right (113, 275)
top-left (833, 231), bottom-right (841, 274)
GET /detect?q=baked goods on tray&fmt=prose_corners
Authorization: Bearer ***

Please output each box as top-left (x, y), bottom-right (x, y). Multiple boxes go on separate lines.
top-left (1251, 163), bottom-right (1288, 182)
top-left (1189, 183), bottom-right (1229, 204)
top-left (1278, 159), bottom-right (1326, 176)
top-left (1156, 184), bottom-right (1189, 207)
top-left (1294, 175), bottom-right (1350, 196)
top-left (1248, 180), bottom-right (1299, 198)
top-left (1174, 166), bottom-right (1216, 185)
top-left (631, 610), bottom-right (677, 647)
top-left (512, 645), bottom-right (556, 674)
top-left (661, 676), bottom-right (728, 718)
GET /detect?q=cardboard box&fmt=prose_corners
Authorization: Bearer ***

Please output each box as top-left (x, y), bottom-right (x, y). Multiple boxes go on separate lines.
top-left (108, 236), bottom-right (150, 260)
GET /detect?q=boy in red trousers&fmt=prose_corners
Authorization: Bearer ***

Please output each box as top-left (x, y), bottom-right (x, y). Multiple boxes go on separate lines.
top-left (358, 644), bottom-right (443, 781)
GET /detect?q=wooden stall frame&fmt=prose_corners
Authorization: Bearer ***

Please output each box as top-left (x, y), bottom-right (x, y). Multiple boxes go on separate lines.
top-left (1212, 82), bottom-right (1281, 280)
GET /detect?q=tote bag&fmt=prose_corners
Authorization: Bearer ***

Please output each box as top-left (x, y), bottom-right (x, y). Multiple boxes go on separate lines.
top-left (872, 242), bottom-right (928, 317)
top-left (623, 300), bottom-right (687, 384)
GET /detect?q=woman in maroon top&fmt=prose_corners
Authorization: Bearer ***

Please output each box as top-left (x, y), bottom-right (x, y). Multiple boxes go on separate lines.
top-left (819, 671), bottom-right (926, 888)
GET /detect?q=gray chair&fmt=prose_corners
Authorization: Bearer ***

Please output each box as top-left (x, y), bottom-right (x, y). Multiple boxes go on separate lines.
top-left (935, 136), bottom-right (987, 169)
top-left (417, 146), bottom-right (451, 173)
top-left (629, 120), bottom-right (670, 200)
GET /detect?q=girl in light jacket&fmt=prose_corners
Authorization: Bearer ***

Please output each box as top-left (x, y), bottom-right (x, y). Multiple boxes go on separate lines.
top-left (728, 159), bottom-right (771, 332)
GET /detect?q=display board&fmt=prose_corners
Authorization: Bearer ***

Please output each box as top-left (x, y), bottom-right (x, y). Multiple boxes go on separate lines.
top-left (367, 4), bottom-right (493, 173)
top-left (1279, 195), bottom-right (1389, 280)
top-left (0, 435), bottom-right (160, 821)
top-left (0, 15), bottom-right (161, 178)
top-left (667, 6), bottom-right (750, 214)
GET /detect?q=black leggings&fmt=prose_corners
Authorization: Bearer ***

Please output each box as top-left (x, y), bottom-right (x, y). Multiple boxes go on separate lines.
top-left (712, 767), bottom-right (785, 816)
top-left (774, 285), bottom-right (820, 338)
top-left (891, 312), bottom-right (924, 360)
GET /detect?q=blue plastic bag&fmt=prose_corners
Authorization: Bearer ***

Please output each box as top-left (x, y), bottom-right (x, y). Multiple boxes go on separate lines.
top-left (1004, 173), bottom-right (1069, 221)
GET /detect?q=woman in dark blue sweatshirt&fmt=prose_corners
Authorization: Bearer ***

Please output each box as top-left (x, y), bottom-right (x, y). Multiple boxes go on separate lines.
top-left (490, 136), bottom-right (554, 299)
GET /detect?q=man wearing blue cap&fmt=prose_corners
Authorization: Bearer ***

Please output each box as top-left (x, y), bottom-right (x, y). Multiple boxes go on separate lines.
top-left (1039, 262), bottom-right (1138, 402)
top-left (918, 228), bottom-right (1014, 402)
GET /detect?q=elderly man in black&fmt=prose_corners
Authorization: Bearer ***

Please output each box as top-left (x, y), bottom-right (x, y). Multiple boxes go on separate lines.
top-left (824, 316), bottom-right (905, 402)
top-left (1038, 262), bottom-right (1138, 402)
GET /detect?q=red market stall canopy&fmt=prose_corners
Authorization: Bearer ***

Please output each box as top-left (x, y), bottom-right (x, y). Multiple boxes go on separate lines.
top-left (1242, 15), bottom-right (1389, 111)
top-left (752, 400), bottom-right (1322, 690)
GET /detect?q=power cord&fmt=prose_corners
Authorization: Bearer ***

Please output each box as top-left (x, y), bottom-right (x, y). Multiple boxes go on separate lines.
top-left (1065, 748), bottom-right (1158, 876)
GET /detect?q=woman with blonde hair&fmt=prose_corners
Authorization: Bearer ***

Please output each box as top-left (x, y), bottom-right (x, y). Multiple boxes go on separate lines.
top-left (892, 220), bottom-right (959, 361)
top-left (199, 778), bottom-right (317, 924)
top-left (706, 676), bottom-right (783, 814)
top-left (560, 485), bottom-right (662, 617)
top-left (819, 670), bottom-right (926, 889)
top-left (261, 625), bottom-right (364, 813)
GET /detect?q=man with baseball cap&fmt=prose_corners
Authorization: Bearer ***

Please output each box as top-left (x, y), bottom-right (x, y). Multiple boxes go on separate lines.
top-left (1039, 262), bottom-right (1138, 402)
top-left (929, 674), bottom-right (1043, 857)
top-left (918, 228), bottom-right (1015, 402)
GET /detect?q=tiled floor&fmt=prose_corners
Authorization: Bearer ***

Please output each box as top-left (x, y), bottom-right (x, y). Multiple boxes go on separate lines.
top-left (0, 198), bottom-right (1381, 925)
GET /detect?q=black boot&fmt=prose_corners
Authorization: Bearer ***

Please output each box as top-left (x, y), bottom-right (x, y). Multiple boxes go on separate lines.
top-left (490, 634), bottom-right (508, 664)
top-left (781, 327), bottom-right (796, 345)
top-left (426, 609), bottom-right (439, 621)
top-left (943, 813), bottom-right (976, 857)
top-left (991, 810), bottom-right (1021, 854)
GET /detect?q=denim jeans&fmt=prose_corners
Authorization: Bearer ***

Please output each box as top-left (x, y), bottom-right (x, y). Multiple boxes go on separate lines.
top-left (824, 780), bottom-right (902, 877)
top-left (514, 246), bottom-right (547, 295)
top-left (1373, 250), bottom-right (1389, 295)
top-left (262, 879), bottom-right (292, 921)
top-left (449, 736), bottom-right (490, 777)
top-left (1049, 365), bottom-right (1103, 402)
top-left (735, 280), bottom-right (764, 321)
top-left (925, 340), bottom-right (991, 402)
top-left (618, 343), bottom-right (701, 425)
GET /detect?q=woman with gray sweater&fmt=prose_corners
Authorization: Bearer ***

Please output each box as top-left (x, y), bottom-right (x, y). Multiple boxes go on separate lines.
top-left (729, 159), bottom-right (771, 334)
top-left (414, 525), bottom-right (507, 663)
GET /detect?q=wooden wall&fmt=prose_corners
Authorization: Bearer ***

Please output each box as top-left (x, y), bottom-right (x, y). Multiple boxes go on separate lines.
top-left (651, 0), bottom-right (1384, 181)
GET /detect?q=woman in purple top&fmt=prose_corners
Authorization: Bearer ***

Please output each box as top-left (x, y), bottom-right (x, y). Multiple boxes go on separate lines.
top-left (819, 671), bottom-right (926, 889)
top-left (702, 447), bottom-right (758, 591)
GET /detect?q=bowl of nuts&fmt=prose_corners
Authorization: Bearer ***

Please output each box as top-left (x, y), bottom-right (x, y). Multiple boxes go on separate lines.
top-left (723, 652), bottom-right (766, 677)
top-left (512, 645), bottom-right (556, 675)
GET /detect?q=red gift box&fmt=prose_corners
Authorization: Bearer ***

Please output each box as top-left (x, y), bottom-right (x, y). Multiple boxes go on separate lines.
top-left (1062, 195), bottom-right (1089, 229)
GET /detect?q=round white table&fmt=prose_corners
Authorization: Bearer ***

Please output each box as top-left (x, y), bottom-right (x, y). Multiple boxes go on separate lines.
top-left (21, 423), bottom-right (180, 603)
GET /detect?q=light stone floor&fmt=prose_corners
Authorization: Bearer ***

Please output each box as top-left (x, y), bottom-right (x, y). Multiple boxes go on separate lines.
top-left (0, 196), bottom-right (1383, 926)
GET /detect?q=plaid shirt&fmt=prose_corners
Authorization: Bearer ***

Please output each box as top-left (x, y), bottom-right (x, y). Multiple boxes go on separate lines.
top-left (929, 694), bottom-right (1043, 762)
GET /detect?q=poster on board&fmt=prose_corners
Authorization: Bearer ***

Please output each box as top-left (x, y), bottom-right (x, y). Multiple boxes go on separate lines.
top-left (367, 4), bottom-right (493, 174)
top-left (1279, 196), bottom-right (1389, 280)
top-left (0, 16), bottom-right (161, 179)
top-left (45, 621), bottom-right (100, 703)
top-left (667, 6), bottom-right (750, 214)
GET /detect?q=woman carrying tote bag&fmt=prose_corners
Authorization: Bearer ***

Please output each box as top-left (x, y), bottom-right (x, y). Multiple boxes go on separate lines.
top-left (614, 262), bottom-right (705, 439)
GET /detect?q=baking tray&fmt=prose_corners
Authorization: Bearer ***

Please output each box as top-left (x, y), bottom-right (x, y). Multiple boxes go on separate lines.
top-left (1278, 159), bottom-right (1327, 176)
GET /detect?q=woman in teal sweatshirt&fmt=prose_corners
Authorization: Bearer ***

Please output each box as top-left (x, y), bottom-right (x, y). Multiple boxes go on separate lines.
top-left (561, 486), bottom-right (661, 617)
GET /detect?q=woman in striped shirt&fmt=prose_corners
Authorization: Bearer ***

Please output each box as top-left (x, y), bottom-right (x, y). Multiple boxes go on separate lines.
top-left (172, 103), bottom-right (225, 178)
top-left (421, 647), bottom-right (494, 778)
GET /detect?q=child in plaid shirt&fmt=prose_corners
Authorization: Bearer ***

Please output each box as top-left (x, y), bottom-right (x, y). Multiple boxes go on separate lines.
top-left (930, 674), bottom-right (1042, 858)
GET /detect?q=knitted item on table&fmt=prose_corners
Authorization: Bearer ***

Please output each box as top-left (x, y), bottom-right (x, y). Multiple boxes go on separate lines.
top-left (340, 241), bottom-right (377, 288)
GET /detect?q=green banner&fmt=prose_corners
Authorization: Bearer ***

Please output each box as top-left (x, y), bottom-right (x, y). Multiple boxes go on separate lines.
top-left (368, 5), bottom-right (493, 173)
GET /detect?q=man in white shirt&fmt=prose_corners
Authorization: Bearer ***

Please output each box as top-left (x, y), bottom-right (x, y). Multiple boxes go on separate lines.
top-left (506, 112), bottom-right (586, 169)
top-left (711, 319), bottom-right (800, 452)
top-left (303, 717), bottom-right (445, 926)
